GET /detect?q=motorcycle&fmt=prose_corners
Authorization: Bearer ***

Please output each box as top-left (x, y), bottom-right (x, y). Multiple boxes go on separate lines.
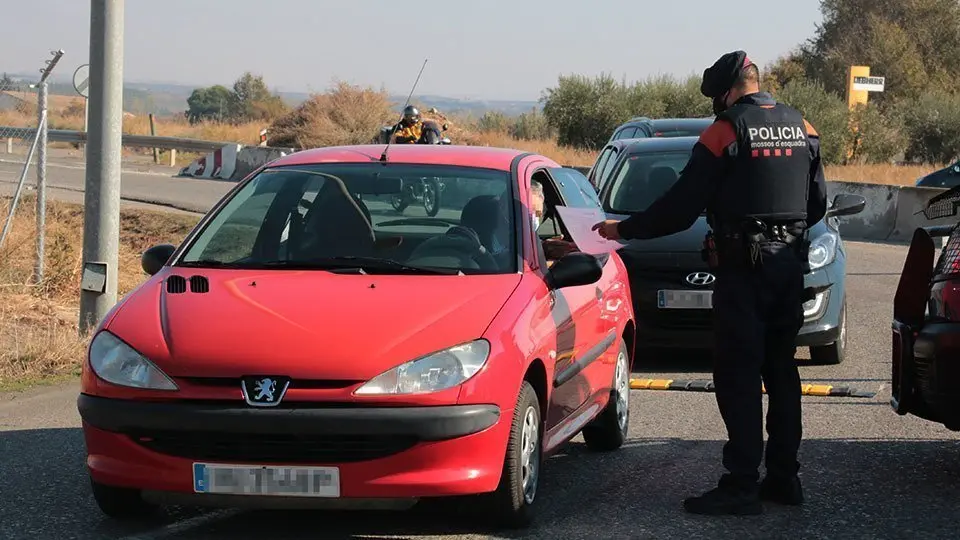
top-left (377, 119), bottom-right (451, 217)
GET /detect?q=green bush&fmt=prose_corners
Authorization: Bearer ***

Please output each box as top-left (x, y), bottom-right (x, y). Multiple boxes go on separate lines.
top-left (898, 89), bottom-right (960, 164)
top-left (476, 111), bottom-right (510, 133)
top-left (510, 108), bottom-right (553, 141)
top-left (848, 102), bottom-right (907, 164)
top-left (541, 73), bottom-right (631, 149)
top-left (770, 79), bottom-right (850, 165)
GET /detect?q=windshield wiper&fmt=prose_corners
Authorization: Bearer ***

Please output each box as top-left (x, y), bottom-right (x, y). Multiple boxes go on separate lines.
top-left (256, 256), bottom-right (463, 275)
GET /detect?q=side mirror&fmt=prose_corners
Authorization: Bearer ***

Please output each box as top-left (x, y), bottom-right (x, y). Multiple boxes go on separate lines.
top-left (826, 193), bottom-right (866, 218)
top-left (545, 252), bottom-right (603, 290)
top-left (141, 244), bottom-right (176, 276)
top-left (952, 164), bottom-right (960, 174)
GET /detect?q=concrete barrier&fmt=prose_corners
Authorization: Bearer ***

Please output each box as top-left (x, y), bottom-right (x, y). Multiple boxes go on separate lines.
top-left (179, 144), bottom-right (242, 180)
top-left (827, 181), bottom-right (950, 243)
top-left (229, 146), bottom-right (295, 182)
top-left (826, 181), bottom-right (901, 241)
top-left (179, 144), bottom-right (296, 181)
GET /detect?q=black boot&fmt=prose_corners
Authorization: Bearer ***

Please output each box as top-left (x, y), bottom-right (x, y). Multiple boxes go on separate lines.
top-left (759, 475), bottom-right (804, 505)
top-left (683, 477), bottom-right (762, 516)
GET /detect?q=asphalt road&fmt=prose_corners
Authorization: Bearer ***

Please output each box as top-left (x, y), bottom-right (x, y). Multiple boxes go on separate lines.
top-left (1, 164), bottom-right (959, 539)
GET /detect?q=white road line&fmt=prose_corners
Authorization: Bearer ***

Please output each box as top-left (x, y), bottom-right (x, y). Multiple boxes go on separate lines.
top-left (0, 157), bottom-right (175, 177)
top-left (117, 509), bottom-right (241, 540)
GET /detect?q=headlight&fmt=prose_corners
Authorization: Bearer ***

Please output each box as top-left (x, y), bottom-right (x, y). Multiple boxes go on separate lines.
top-left (354, 340), bottom-right (490, 395)
top-left (807, 231), bottom-right (839, 271)
top-left (89, 331), bottom-right (178, 390)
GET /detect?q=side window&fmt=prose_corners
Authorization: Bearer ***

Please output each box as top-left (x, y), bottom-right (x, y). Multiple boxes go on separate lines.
top-left (550, 168), bottom-right (602, 209)
top-left (614, 127), bottom-right (637, 140)
top-left (596, 148), bottom-right (620, 191)
top-left (589, 147), bottom-right (615, 186)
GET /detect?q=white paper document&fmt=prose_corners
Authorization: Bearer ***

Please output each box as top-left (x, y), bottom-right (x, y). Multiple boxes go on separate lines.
top-left (555, 206), bottom-right (628, 255)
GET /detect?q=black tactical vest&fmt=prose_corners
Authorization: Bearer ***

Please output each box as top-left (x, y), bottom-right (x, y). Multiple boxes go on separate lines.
top-left (711, 98), bottom-right (811, 227)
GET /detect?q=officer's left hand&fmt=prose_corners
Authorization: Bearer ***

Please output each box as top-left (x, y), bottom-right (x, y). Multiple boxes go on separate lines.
top-left (592, 220), bottom-right (621, 240)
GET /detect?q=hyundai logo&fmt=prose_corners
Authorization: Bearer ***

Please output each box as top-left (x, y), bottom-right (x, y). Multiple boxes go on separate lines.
top-left (685, 272), bottom-right (716, 286)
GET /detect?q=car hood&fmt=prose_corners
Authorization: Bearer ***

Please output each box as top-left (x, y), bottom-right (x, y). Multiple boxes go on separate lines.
top-left (105, 269), bottom-right (522, 381)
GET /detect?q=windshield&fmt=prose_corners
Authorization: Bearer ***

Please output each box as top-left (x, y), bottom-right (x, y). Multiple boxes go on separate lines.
top-left (177, 163), bottom-right (517, 274)
top-left (605, 151), bottom-right (692, 213)
top-left (653, 129), bottom-right (706, 137)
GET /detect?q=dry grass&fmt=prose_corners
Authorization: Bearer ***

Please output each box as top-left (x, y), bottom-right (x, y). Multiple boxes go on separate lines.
top-left (824, 163), bottom-right (943, 186)
top-left (0, 195), bottom-right (197, 389)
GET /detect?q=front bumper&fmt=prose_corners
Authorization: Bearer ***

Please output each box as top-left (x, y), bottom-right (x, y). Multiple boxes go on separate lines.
top-left (627, 264), bottom-right (842, 349)
top-left (78, 394), bottom-right (509, 498)
top-left (891, 319), bottom-right (960, 431)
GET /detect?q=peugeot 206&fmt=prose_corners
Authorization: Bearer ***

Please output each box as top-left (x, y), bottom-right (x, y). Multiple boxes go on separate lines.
top-left (77, 144), bottom-right (636, 528)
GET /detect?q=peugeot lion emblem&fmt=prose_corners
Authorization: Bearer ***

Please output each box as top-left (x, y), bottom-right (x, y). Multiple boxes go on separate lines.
top-left (685, 272), bottom-right (716, 286)
top-left (241, 376), bottom-right (291, 407)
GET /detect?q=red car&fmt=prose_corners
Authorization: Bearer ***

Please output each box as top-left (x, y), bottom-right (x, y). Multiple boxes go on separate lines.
top-left (77, 144), bottom-right (636, 528)
top-left (892, 184), bottom-right (960, 431)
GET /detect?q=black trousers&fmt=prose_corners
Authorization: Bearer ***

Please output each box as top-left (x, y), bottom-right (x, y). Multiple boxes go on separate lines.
top-left (711, 240), bottom-right (804, 488)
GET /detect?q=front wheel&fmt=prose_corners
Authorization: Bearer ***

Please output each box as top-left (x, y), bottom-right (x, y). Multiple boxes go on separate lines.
top-left (422, 179), bottom-right (441, 217)
top-left (582, 338), bottom-right (630, 451)
top-left (810, 300), bottom-right (846, 365)
top-left (481, 381), bottom-right (541, 529)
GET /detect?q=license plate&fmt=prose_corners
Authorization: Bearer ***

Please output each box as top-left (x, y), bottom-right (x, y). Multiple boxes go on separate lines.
top-left (658, 290), bottom-right (712, 309)
top-left (193, 463), bottom-right (340, 497)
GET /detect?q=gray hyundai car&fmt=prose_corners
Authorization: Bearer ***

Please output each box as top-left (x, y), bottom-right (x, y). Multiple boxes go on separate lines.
top-left (592, 136), bottom-right (865, 364)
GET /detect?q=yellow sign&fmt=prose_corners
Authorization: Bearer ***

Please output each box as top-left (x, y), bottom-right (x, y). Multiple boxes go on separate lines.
top-left (846, 66), bottom-right (871, 110)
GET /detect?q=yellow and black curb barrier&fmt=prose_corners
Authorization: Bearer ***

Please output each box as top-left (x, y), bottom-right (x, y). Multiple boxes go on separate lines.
top-left (629, 378), bottom-right (876, 398)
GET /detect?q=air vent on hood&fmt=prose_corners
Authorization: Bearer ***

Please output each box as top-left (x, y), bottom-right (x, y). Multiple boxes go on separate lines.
top-left (189, 275), bottom-right (209, 293)
top-left (166, 275), bottom-right (187, 294)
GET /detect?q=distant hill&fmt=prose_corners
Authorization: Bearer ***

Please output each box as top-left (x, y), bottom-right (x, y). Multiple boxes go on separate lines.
top-left (2, 71), bottom-right (540, 118)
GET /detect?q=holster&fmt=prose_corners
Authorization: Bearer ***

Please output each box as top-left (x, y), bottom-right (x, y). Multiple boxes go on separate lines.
top-left (701, 231), bottom-right (719, 269)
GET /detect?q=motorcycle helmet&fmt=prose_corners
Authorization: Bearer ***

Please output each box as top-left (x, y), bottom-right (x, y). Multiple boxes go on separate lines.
top-left (401, 105), bottom-right (421, 127)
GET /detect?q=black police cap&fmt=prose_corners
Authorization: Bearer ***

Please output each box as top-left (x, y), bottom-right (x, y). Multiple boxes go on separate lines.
top-left (700, 50), bottom-right (752, 98)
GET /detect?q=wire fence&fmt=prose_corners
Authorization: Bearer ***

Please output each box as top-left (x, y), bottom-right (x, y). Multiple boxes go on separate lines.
top-left (0, 49), bottom-right (65, 285)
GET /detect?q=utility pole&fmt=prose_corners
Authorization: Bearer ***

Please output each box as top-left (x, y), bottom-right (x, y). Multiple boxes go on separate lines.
top-left (79, 0), bottom-right (124, 335)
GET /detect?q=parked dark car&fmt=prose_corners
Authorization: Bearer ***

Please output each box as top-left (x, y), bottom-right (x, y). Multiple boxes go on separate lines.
top-left (891, 185), bottom-right (960, 431)
top-left (607, 117), bottom-right (714, 144)
top-left (915, 161), bottom-right (960, 188)
top-left (595, 136), bottom-right (866, 364)
top-left (588, 118), bottom-right (714, 190)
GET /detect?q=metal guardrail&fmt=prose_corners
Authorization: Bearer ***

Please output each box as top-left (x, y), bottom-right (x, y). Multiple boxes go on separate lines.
top-left (1, 126), bottom-right (231, 153)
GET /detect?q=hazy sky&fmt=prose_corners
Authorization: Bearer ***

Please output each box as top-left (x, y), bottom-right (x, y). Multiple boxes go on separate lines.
top-left (7, 1), bottom-right (823, 100)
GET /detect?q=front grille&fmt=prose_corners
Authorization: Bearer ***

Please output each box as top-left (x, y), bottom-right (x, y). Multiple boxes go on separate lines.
top-left (131, 431), bottom-right (419, 463)
top-left (626, 264), bottom-right (714, 331)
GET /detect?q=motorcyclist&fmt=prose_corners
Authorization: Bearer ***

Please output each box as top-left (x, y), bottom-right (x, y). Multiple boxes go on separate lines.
top-left (393, 105), bottom-right (443, 144)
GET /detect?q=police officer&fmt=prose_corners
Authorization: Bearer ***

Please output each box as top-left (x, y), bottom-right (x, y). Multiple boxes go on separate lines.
top-left (592, 50), bottom-right (828, 515)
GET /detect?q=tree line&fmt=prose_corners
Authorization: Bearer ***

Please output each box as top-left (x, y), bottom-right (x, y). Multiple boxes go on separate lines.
top-left (538, 0), bottom-right (960, 166)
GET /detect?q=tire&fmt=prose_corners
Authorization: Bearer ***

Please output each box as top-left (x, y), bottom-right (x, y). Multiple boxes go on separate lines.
top-left (482, 381), bottom-right (542, 529)
top-left (390, 193), bottom-right (409, 213)
top-left (810, 300), bottom-right (846, 365)
top-left (90, 477), bottom-right (156, 520)
top-left (582, 338), bottom-right (630, 451)
top-left (423, 179), bottom-right (441, 217)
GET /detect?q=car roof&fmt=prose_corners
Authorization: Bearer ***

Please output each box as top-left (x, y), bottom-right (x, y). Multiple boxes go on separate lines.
top-left (268, 144), bottom-right (552, 171)
top-left (606, 136), bottom-right (700, 153)
top-left (647, 117), bottom-right (714, 130)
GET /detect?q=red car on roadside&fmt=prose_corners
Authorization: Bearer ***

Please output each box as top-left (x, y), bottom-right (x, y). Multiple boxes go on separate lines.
top-left (892, 184), bottom-right (960, 431)
top-left (77, 144), bottom-right (636, 528)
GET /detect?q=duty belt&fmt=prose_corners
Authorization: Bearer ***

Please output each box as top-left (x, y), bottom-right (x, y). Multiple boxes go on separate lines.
top-left (718, 224), bottom-right (799, 244)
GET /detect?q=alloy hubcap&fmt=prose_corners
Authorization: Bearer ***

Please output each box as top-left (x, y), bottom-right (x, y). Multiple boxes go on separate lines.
top-left (615, 351), bottom-right (629, 431)
top-left (520, 405), bottom-right (539, 504)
